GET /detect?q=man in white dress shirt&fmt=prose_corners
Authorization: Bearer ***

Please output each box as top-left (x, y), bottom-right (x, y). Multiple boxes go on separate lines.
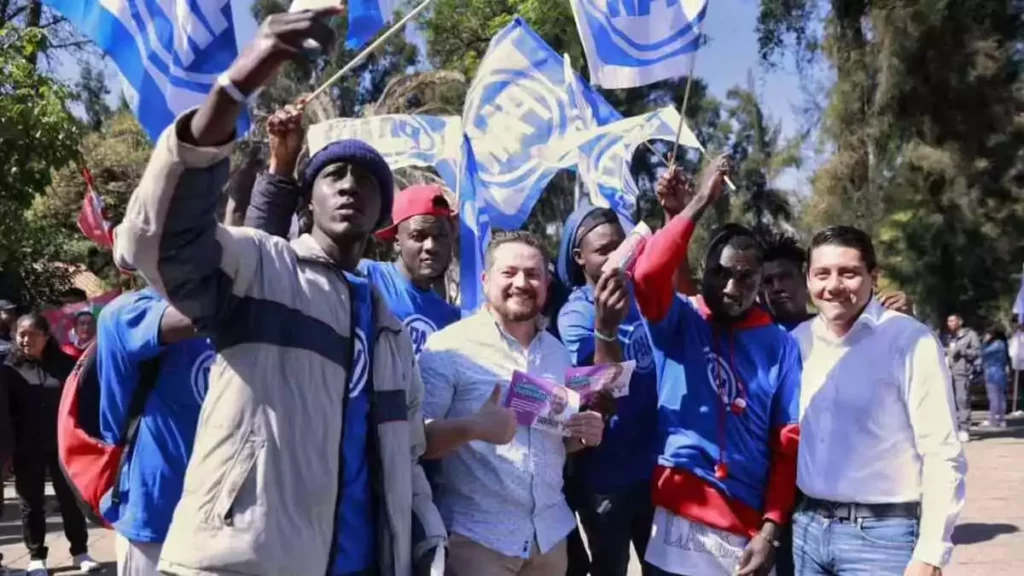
top-left (791, 226), bottom-right (966, 576)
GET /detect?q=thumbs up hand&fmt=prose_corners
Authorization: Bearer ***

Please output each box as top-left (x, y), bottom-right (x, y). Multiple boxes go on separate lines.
top-left (469, 384), bottom-right (518, 445)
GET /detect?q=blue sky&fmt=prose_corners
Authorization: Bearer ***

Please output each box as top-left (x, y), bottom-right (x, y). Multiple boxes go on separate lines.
top-left (54, 0), bottom-right (813, 191)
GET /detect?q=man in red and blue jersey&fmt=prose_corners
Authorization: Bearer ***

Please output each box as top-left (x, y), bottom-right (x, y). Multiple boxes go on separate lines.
top-left (631, 156), bottom-right (802, 576)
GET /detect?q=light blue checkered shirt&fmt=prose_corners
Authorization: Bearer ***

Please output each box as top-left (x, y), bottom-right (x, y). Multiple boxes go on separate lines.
top-left (419, 309), bottom-right (576, 558)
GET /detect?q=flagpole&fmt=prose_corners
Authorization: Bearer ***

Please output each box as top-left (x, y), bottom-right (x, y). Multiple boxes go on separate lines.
top-left (298, 0), bottom-right (435, 109)
top-left (667, 52), bottom-right (698, 170)
top-left (662, 51), bottom-right (737, 192)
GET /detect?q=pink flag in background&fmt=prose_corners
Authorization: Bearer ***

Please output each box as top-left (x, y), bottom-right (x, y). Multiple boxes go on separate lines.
top-left (76, 168), bottom-right (113, 250)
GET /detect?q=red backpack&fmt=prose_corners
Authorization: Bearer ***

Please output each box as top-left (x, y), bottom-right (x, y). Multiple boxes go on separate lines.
top-left (56, 341), bottom-right (160, 528)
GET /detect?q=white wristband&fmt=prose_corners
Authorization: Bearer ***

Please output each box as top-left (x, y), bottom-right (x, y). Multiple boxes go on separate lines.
top-left (217, 73), bottom-right (258, 104)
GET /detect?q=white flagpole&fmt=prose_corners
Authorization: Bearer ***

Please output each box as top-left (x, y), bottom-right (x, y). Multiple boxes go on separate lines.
top-left (299, 0), bottom-right (434, 108)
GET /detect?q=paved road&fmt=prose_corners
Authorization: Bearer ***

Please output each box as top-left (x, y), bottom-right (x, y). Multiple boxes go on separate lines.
top-left (0, 417), bottom-right (1020, 574)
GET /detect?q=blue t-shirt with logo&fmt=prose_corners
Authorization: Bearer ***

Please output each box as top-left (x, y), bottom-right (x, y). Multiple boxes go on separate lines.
top-left (332, 272), bottom-right (374, 575)
top-left (97, 289), bottom-right (213, 542)
top-left (557, 284), bottom-right (659, 493)
top-left (359, 260), bottom-right (460, 355)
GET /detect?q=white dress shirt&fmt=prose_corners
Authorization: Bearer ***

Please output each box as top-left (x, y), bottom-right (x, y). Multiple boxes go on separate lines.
top-left (418, 309), bottom-right (577, 559)
top-left (792, 298), bottom-right (967, 567)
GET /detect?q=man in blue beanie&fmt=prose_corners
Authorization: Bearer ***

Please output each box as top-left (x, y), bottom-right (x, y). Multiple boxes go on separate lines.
top-left (111, 8), bottom-right (446, 575)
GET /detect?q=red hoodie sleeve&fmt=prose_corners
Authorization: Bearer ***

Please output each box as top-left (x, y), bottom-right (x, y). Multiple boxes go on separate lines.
top-left (762, 424), bottom-right (800, 525)
top-left (762, 336), bottom-right (803, 525)
top-left (630, 215), bottom-right (696, 323)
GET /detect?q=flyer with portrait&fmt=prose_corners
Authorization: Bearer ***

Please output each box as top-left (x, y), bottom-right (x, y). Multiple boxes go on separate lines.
top-left (565, 360), bottom-right (637, 400)
top-left (504, 371), bottom-right (580, 436)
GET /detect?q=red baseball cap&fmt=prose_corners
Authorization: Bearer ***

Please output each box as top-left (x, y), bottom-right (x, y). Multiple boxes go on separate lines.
top-left (375, 184), bottom-right (455, 242)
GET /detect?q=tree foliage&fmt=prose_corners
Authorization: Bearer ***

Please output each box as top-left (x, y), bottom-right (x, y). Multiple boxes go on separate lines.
top-left (0, 23), bottom-right (82, 304)
top-left (757, 0), bottom-right (1024, 327)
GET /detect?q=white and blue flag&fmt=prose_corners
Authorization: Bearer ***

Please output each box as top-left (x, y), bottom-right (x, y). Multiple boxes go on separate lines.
top-left (561, 106), bottom-right (702, 220)
top-left (448, 140), bottom-right (491, 316)
top-left (462, 17), bottom-right (621, 229)
top-left (570, 0), bottom-right (708, 89)
top-left (306, 114), bottom-right (463, 172)
top-left (44, 0), bottom-right (257, 141)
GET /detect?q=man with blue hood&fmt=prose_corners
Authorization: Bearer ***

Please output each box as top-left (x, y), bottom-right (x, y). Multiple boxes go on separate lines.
top-left (556, 203), bottom-right (660, 576)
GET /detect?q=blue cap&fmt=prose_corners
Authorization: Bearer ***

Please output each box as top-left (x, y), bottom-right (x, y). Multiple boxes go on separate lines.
top-left (302, 140), bottom-right (394, 229)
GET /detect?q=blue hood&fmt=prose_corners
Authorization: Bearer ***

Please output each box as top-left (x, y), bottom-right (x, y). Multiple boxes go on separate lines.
top-left (556, 202), bottom-right (636, 289)
top-left (557, 204), bottom-right (600, 290)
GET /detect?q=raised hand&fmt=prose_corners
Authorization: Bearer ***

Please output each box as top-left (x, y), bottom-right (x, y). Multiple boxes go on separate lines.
top-left (228, 8), bottom-right (342, 94)
top-left (698, 153), bottom-right (732, 204)
top-left (656, 166), bottom-right (697, 218)
top-left (595, 267), bottom-right (629, 336)
top-left (190, 8), bottom-right (341, 147)
top-left (469, 384), bottom-right (518, 445)
top-left (267, 105), bottom-right (306, 177)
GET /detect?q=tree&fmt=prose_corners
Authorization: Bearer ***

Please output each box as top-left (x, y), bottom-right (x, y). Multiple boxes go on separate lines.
top-left (721, 75), bottom-right (801, 235)
top-left (0, 24), bottom-right (82, 303)
top-left (758, 0), bottom-right (1024, 326)
top-left (76, 60), bottom-right (111, 130)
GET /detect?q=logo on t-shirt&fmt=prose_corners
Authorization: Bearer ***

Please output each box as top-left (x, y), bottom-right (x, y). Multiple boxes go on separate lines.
top-left (191, 349), bottom-right (216, 404)
top-left (350, 327), bottom-right (369, 398)
top-left (704, 347), bottom-right (741, 405)
top-left (404, 314), bottom-right (438, 356)
top-left (623, 321), bottom-right (654, 373)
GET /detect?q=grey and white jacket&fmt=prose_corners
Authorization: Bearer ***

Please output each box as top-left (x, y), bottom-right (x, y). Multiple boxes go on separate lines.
top-left (113, 112), bottom-right (446, 575)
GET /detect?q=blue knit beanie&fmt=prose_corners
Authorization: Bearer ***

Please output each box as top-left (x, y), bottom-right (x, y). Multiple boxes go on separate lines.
top-left (302, 139), bottom-right (395, 229)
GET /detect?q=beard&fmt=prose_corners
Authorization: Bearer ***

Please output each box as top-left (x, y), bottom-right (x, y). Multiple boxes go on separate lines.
top-left (490, 293), bottom-right (541, 323)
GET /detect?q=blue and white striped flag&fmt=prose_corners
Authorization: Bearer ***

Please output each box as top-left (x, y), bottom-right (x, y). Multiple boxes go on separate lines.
top-left (44, 0), bottom-right (257, 141)
top-left (570, 0), bottom-right (708, 89)
top-left (306, 114), bottom-right (463, 171)
top-left (462, 17), bottom-right (620, 229)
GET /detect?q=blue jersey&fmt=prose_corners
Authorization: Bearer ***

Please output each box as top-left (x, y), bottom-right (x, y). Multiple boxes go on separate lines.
top-left (331, 272), bottom-right (374, 575)
top-left (648, 296), bottom-right (801, 513)
top-left (359, 260), bottom-right (459, 355)
top-left (97, 289), bottom-right (213, 543)
top-left (558, 284), bottom-right (658, 492)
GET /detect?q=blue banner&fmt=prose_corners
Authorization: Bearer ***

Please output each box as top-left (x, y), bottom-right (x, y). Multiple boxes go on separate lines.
top-left (462, 17), bottom-right (621, 229)
top-left (570, 0), bottom-right (707, 88)
top-left (44, 0), bottom-right (256, 141)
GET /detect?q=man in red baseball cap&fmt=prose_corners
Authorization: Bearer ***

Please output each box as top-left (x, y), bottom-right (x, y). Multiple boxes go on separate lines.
top-left (362, 183), bottom-right (460, 355)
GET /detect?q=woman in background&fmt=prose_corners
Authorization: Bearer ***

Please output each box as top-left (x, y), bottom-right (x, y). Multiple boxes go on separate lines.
top-left (2, 313), bottom-right (100, 575)
top-left (982, 326), bottom-right (1010, 428)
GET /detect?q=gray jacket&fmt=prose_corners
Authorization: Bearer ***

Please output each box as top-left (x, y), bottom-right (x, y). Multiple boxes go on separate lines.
top-left (945, 328), bottom-right (982, 381)
top-left (113, 111), bottom-right (445, 575)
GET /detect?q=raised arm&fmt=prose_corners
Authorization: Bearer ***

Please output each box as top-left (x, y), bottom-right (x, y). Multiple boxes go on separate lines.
top-left (632, 155), bottom-right (731, 322)
top-left (113, 10), bottom-right (340, 329)
top-left (245, 106), bottom-right (305, 238)
top-left (905, 332), bottom-right (967, 571)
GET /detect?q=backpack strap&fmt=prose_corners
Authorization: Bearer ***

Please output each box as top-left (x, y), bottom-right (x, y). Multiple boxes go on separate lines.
top-left (110, 355), bottom-right (162, 506)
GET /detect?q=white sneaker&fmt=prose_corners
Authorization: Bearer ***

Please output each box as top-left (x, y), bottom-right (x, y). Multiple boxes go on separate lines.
top-left (981, 420), bottom-right (993, 427)
top-left (26, 559), bottom-right (46, 576)
top-left (74, 553), bottom-right (103, 573)
top-left (958, 430), bottom-right (970, 443)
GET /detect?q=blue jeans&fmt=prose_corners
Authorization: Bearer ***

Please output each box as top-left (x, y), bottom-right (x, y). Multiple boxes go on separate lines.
top-left (576, 482), bottom-right (655, 576)
top-left (792, 509), bottom-right (918, 575)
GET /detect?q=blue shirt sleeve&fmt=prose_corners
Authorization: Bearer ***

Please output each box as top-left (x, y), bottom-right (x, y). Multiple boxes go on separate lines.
top-left (771, 332), bottom-right (803, 428)
top-left (558, 300), bottom-right (596, 367)
top-left (97, 291), bottom-right (169, 444)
